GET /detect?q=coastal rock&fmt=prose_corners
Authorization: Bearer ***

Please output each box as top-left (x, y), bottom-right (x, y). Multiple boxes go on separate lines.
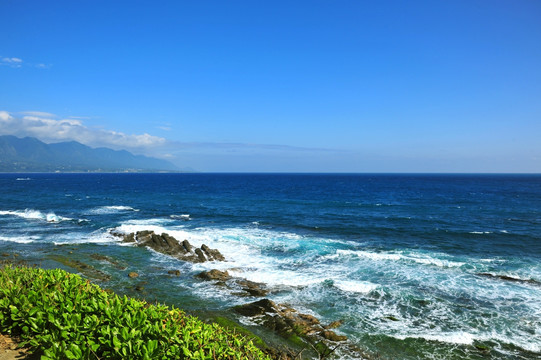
top-left (194, 248), bottom-right (207, 262)
top-left (48, 255), bottom-right (111, 282)
top-left (128, 272), bottom-right (139, 278)
top-left (477, 272), bottom-right (541, 286)
top-left (111, 230), bottom-right (135, 243)
top-left (196, 269), bottom-right (231, 281)
top-left (202, 244), bottom-right (226, 261)
top-left (298, 313), bottom-right (320, 325)
top-left (168, 270), bottom-right (181, 276)
top-left (325, 320), bottom-right (343, 329)
top-left (182, 240), bottom-right (193, 252)
top-left (194, 268), bottom-right (269, 297)
top-left (110, 230), bottom-right (225, 264)
top-left (234, 299), bottom-right (279, 317)
top-left (90, 253), bottom-right (127, 270)
top-left (237, 279), bottom-right (269, 296)
top-left (320, 330), bottom-right (347, 342)
top-left (233, 298), bottom-right (352, 353)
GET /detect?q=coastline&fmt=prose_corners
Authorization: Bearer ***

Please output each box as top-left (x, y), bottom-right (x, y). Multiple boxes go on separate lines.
top-left (1, 229), bottom-right (368, 360)
top-left (1, 173), bottom-right (540, 359)
top-left (0, 257), bottom-right (361, 360)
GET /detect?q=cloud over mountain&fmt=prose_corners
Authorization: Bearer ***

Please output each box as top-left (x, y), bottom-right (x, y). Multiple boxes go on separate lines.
top-left (0, 111), bottom-right (166, 151)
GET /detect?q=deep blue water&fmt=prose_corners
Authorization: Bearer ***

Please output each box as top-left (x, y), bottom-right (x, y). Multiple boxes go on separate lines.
top-left (1, 173), bottom-right (540, 359)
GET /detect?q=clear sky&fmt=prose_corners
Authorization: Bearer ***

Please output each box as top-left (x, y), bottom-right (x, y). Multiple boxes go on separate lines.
top-left (1, 0), bottom-right (540, 172)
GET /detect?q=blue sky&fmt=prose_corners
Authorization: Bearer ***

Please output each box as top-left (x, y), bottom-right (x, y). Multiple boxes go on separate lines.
top-left (1, 0), bottom-right (540, 172)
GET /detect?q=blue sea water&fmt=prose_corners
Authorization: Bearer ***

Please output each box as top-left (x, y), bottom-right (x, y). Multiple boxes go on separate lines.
top-left (1, 173), bottom-right (540, 359)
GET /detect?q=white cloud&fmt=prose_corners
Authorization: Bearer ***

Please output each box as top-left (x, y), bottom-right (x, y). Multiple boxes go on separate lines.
top-left (0, 56), bottom-right (50, 69)
top-left (20, 111), bottom-right (56, 118)
top-left (0, 110), bottom-right (166, 151)
top-left (2, 57), bottom-right (22, 63)
top-left (1, 57), bottom-right (23, 68)
top-left (0, 111), bottom-right (11, 121)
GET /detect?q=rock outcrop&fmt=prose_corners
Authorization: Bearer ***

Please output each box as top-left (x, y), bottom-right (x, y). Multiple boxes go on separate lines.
top-left (195, 269), bottom-right (269, 297)
top-left (233, 298), bottom-right (349, 358)
top-left (196, 269), bottom-right (231, 282)
top-left (111, 230), bottom-right (225, 263)
top-left (477, 272), bottom-right (541, 286)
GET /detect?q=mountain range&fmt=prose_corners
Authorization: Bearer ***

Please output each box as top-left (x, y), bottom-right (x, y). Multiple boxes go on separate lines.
top-left (0, 135), bottom-right (179, 172)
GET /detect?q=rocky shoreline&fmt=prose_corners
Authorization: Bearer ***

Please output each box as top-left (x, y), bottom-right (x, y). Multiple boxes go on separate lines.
top-left (109, 230), bottom-right (368, 359)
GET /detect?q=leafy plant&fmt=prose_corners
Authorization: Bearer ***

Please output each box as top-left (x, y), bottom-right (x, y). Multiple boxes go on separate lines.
top-left (0, 265), bottom-right (271, 359)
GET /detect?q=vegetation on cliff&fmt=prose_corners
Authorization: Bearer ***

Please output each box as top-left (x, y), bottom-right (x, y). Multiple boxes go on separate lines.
top-left (0, 265), bottom-right (270, 359)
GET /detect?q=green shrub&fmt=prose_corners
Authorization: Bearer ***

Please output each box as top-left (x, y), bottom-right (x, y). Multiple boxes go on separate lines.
top-left (0, 265), bottom-right (270, 359)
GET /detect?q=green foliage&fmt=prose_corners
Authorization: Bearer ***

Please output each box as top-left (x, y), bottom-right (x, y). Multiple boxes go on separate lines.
top-left (0, 265), bottom-right (271, 359)
top-left (213, 316), bottom-right (267, 350)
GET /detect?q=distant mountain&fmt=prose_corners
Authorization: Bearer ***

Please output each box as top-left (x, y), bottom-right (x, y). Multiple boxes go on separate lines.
top-left (0, 135), bottom-right (179, 172)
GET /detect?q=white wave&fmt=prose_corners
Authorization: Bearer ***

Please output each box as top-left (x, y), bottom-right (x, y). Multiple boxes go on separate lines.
top-left (0, 209), bottom-right (45, 220)
top-left (87, 205), bottom-right (139, 215)
top-left (0, 209), bottom-right (72, 222)
top-left (170, 214), bottom-right (190, 220)
top-left (52, 231), bottom-right (118, 245)
top-left (332, 249), bottom-right (465, 268)
top-left (114, 219), bottom-right (180, 235)
top-left (16, 177), bottom-right (31, 181)
top-left (335, 249), bottom-right (402, 261)
top-left (0, 235), bottom-right (38, 244)
top-left (469, 231), bottom-right (492, 234)
top-left (112, 223), bottom-right (337, 288)
top-left (396, 330), bottom-right (541, 354)
top-left (407, 254), bottom-right (465, 268)
top-left (334, 280), bottom-right (379, 294)
top-left (395, 331), bottom-right (475, 345)
top-left (46, 213), bottom-right (73, 222)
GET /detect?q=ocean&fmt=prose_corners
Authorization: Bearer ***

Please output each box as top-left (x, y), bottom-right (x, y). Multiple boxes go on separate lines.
top-left (0, 173), bottom-right (540, 359)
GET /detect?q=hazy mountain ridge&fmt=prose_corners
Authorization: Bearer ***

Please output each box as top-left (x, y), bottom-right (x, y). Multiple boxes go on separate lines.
top-left (0, 135), bottom-right (179, 172)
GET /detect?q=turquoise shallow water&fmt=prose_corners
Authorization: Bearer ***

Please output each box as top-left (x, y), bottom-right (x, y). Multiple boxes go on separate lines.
top-left (1, 173), bottom-right (540, 359)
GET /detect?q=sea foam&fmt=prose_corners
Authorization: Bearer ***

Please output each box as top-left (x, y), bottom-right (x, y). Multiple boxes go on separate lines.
top-left (0, 209), bottom-right (71, 222)
top-left (87, 205), bottom-right (139, 215)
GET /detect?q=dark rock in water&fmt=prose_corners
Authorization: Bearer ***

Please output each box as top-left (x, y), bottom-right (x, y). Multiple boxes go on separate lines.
top-left (90, 253), bottom-right (127, 270)
top-left (233, 298), bottom-right (353, 353)
top-left (234, 299), bottom-right (279, 317)
top-left (298, 313), bottom-right (320, 325)
top-left (128, 272), bottom-right (139, 278)
top-left (110, 230), bottom-right (226, 264)
top-left (135, 285), bottom-right (145, 291)
top-left (137, 230), bottom-right (153, 238)
top-left (263, 316), bottom-right (290, 333)
top-left (201, 244), bottom-right (226, 261)
top-left (48, 255), bottom-right (111, 282)
top-left (194, 269), bottom-right (269, 297)
top-left (477, 272), bottom-right (540, 286)
top-left (162, 233), bottom-right (178, 248)
top-left (325, 320), bottom-right (343, 329)
top-left (196, 269), bottom-right (231, 281)
top-left (168, 270), bottom-right (181, 276)
top-left (194, 248), bottom-right (207, 262)
top-left (111, 230), bottom-right (135, 242)
top-left (182, 240), bottom-right (192, 253)
top-left (237, 279), bottom-right (269, 297)
top-left (320, 330), bottom-right (347, 342)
